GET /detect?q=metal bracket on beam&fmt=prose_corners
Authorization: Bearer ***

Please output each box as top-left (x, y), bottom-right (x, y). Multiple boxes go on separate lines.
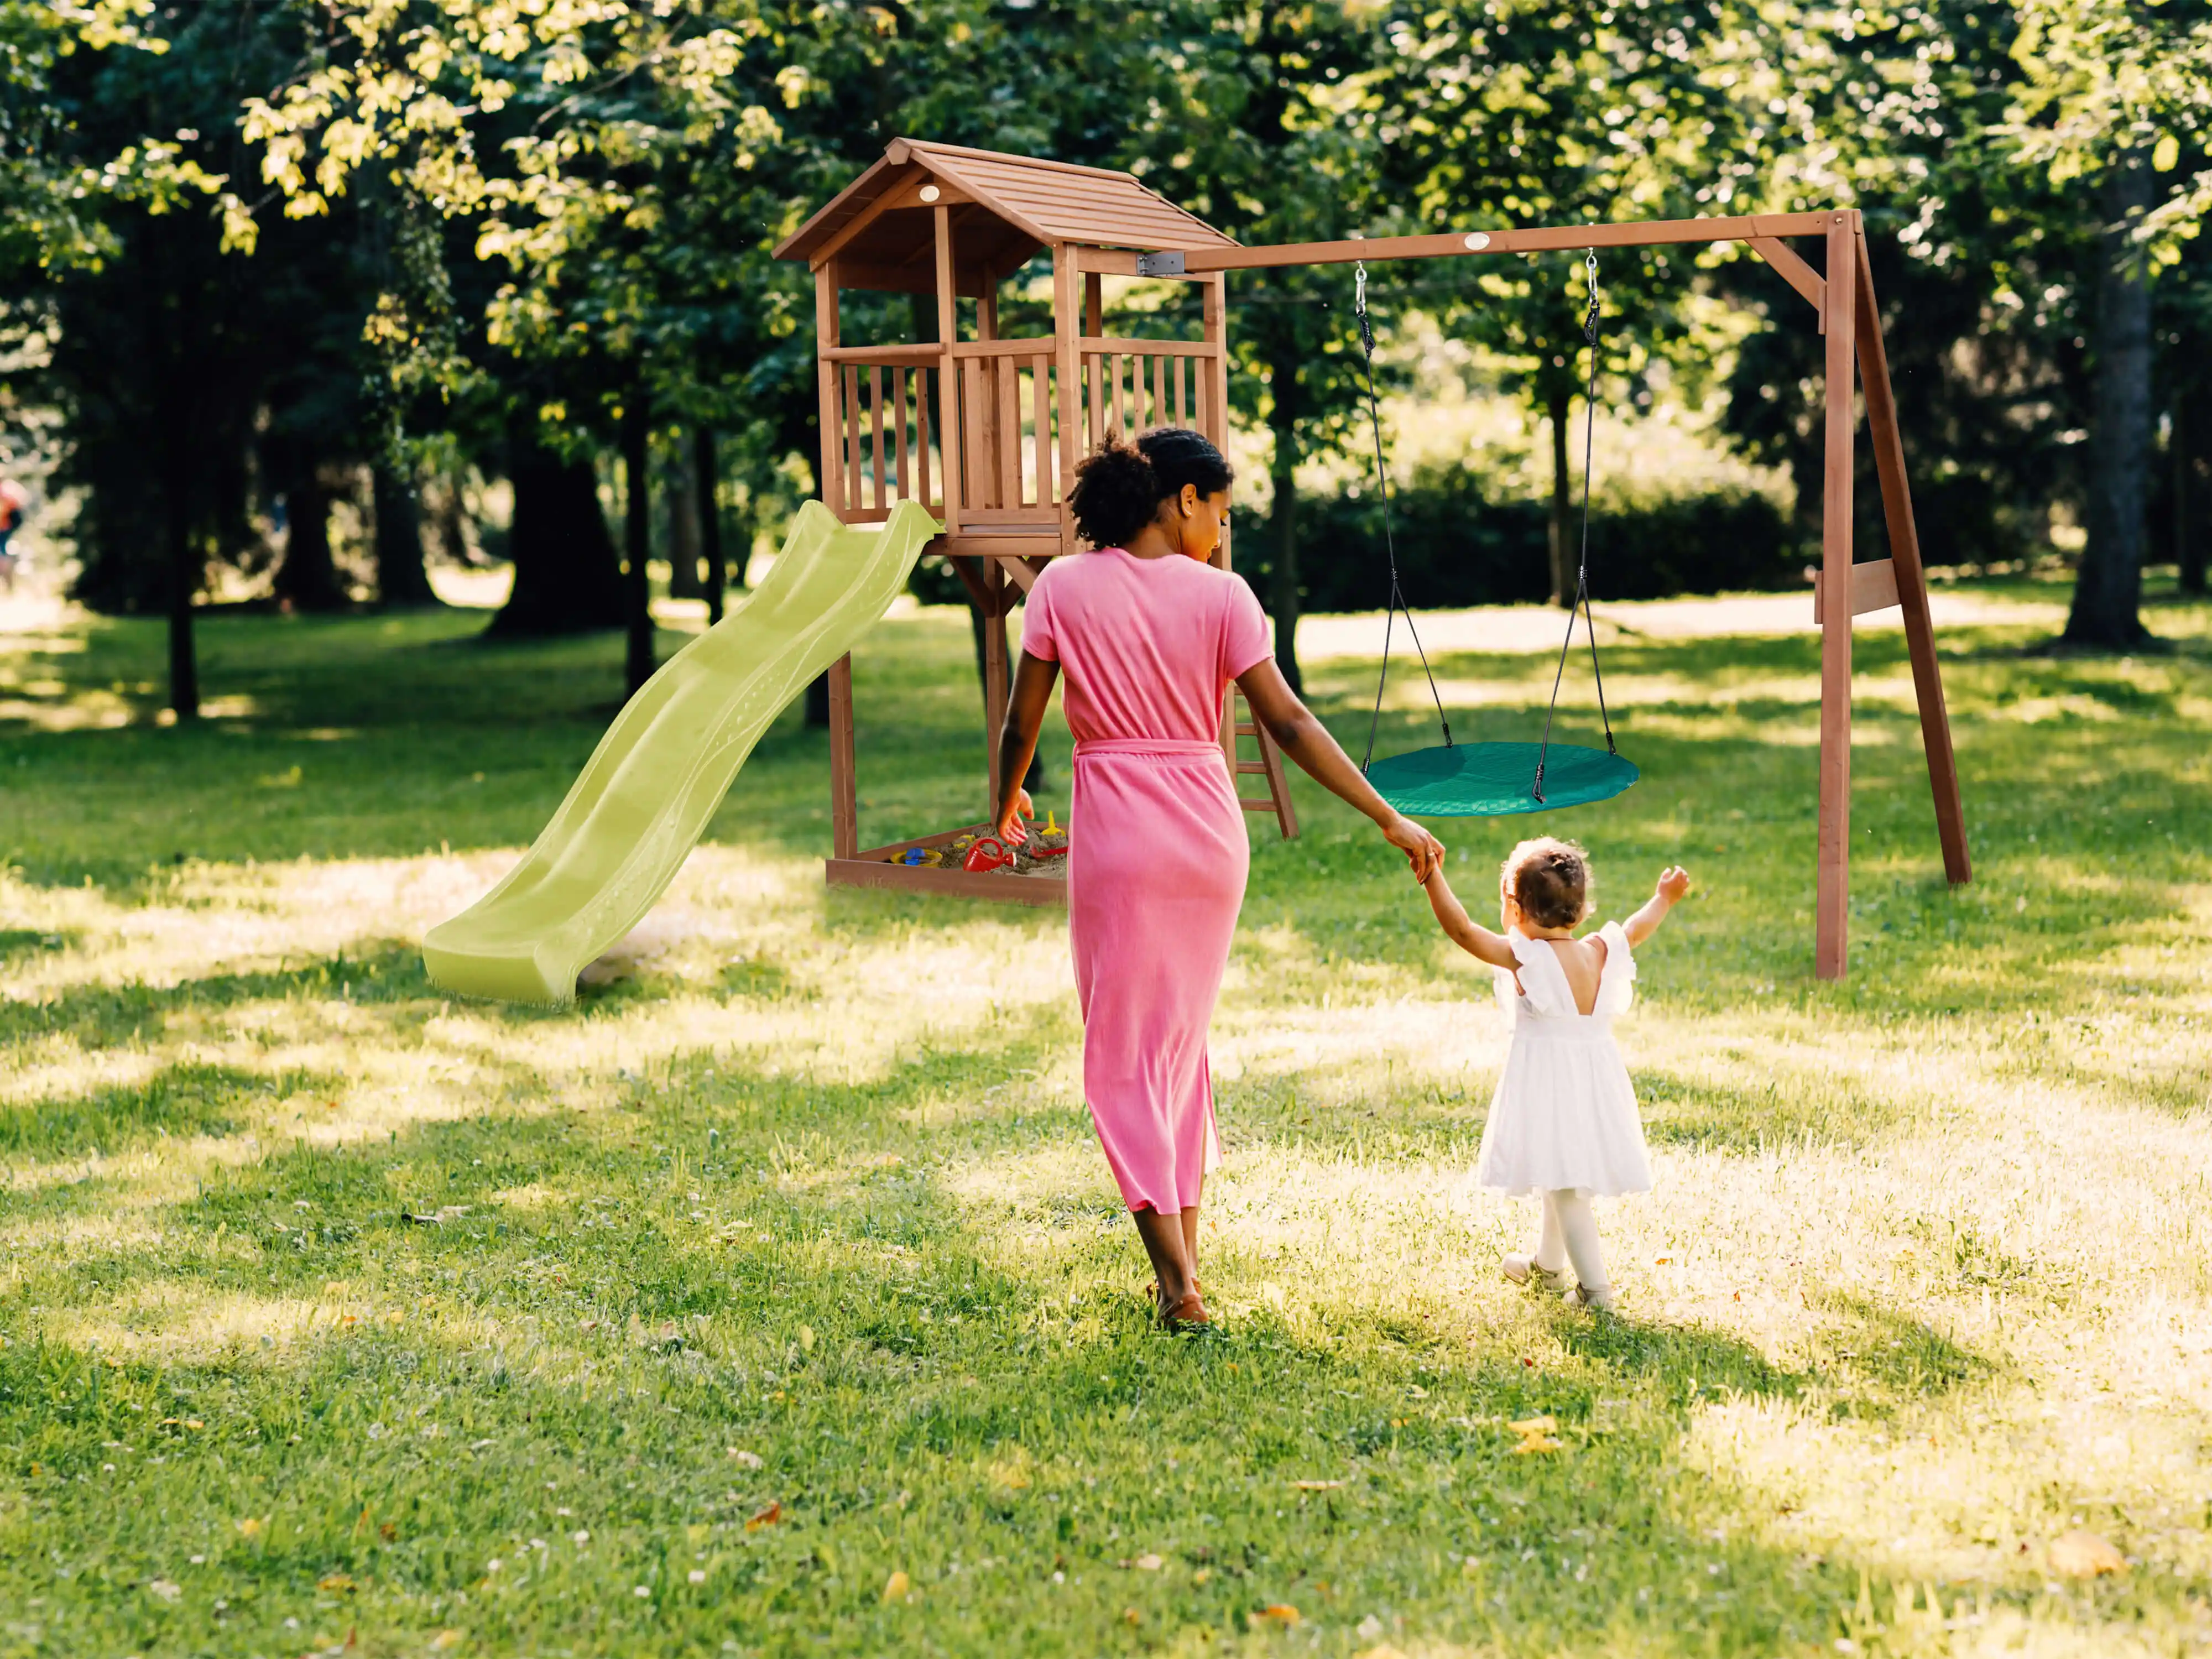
top-left (1134, 250), bottom-right (1186, 277)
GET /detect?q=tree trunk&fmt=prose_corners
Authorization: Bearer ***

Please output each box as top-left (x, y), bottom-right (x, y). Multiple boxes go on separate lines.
top-left (273, 471), bottom-right (346, 611)
top-left (373, 464), bottom-right (441, 607)
top-left (1547, 383), bottom-right (1573, 609)
top-left (666, 430), bottom-right (703, 599)
top-left (623, 390), bottom-right (655, 697)
top-left (165, 462), bottom-right (199, 721)
top-left (1267, 346), bottom-right (1303, 695)
top-left (970, 599), bottom-right (1044, 792)
top-left (697, 425), bottom-right (726, 624)
top-left (2179, 389), bottom-right (2208, 597)
top-left (489, 419), bottom-right (623, 636)
top-left (2065, 156), bottom-right (2156, 648)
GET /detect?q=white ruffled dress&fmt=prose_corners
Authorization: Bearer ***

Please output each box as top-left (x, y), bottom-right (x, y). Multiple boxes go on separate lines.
top-left (1474, 922), bottom-right (1653, 1198)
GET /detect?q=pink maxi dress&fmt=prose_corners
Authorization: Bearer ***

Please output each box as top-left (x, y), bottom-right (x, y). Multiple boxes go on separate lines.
top-left (1019, 548), bottom-right (1272, 1214)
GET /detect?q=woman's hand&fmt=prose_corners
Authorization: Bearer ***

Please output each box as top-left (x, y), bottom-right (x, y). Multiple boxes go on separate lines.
top-left (1380, 813), bottom-right (1444, 882)
top-left (996, 787), bottom-right (1035, 846)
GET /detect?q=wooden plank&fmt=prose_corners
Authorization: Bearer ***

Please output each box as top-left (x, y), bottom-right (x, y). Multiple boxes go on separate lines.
top-left (1032, 352), bottom-right (1053, 509)
top-left (1077, 336), bottom-right (1217, 358)
top-left (1155, 211), bottom-right (1838, 274)
top-left (813, 265), bottom-right (843, 519)
top-left (824, 857), bottom-right (1068, 908)
top-left (828, 653), bottom-right (858, 861)
top-left (984, 558), bottom-right (1009, 818)
top-left (949, 336), bottom-right (1062, 358)
top-left (827, 258), bottom-right (991, 299)
top-left (869, 365), bottom-right (886, 512)
top-left (880, 176), bottom-right (975, 210)
top-left (821, 342), bottom-right (945, 364)
top-left (893, 367), bottom-right (910, 498)
top-left (1202, 276), bottom-right (1226, 444)
top-left (1054, 245), bottom-right (1081, 536)
top-left (842, 364), bottom-right (863, 514)
top-left (945, 552), bottom-right (992, 612)
top-left (1816, 210), bottom-right (1859, 981)
top-left (1811, 556), bottom-right (1900, 622)
top-left (998, 351), bottom-right (1022, 508)
top-left (1084, 273), bottom-right (1103, 335)
top-left (855, 820), bottom-right (994, 863)
top-left (933, 204), bottom-right (963, 535)
top-left (942, 533), bottom-right (1066, 558)
top-left (1251, 692), bottom-right (1299, 839)
top-left (1856, 226), bottom-right (1970, 886)
top-left (990, 553), bottom-right (1038, 594)
top-left (1750, 236), bottom-right (1827, 324)
top-left (917, 365), bottom-right (933, 509)
top-left (1112, 353), bottom-right (1127, 441)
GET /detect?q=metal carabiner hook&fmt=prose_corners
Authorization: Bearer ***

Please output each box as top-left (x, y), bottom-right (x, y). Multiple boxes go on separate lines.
top-left (1582, 248), bottom-right (1600, 345)
top-left (1354, 260), bottom-right (1369, 317)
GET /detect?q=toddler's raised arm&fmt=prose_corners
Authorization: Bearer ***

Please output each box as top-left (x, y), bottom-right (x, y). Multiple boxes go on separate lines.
top-left (1623, 865), bottom-right (1692, 947)
top-left (1422, 867), bottom-right (1519, 968)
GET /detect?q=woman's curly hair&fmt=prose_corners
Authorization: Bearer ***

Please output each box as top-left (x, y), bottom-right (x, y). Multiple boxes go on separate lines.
top-left (1066, 427), bottom-right (1234, 549)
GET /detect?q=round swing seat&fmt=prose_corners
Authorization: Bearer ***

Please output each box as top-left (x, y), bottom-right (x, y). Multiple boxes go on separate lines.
top-left (1366, 741), bottom-right (1638, 819)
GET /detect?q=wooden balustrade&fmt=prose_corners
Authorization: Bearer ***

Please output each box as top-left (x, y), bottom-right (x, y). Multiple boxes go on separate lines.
top-left (956, 342), bottom-right (1058, 522)
top-left (1078, 340), bottom-right (1222, 452)
top-left (829, 354), bottom-right (939, 522)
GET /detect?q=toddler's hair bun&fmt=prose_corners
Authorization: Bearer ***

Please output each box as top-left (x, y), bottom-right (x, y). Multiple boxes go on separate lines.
top-left (1503, 836), bottom-right (1592, 930)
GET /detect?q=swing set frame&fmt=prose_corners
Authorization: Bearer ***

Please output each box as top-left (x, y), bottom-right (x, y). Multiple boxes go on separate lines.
top-left (1162, 206), bottom-right (1971, 981)
top-left (780, 140), bottom-right (1968, 980)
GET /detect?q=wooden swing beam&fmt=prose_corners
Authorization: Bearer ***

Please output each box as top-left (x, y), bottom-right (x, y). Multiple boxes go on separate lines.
top-left (1127, 206), bottom-right (1968, 981)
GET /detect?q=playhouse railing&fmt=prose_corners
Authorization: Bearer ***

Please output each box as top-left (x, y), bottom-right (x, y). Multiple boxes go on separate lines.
top-left (820, 344), bottom-right (941, 524)
top-left (1078, 338), bottom-right (1222, 453)
top-left (950, 338), bottom-right (1060, 526)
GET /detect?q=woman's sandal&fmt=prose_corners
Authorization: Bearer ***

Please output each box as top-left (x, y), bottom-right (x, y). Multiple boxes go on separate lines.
top-left (1159, 1288), bottom-right (1213, 1332)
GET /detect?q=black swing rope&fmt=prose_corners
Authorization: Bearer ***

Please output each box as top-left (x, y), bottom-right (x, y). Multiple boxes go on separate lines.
top-left (1533, 249), bottom-right (1619, 804)
top-left (1353, 260), bottom-right (1453, 774)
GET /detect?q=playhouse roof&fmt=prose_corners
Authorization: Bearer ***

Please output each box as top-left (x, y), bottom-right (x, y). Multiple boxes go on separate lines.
top-left (773, 139), bottom-right (1236, 288)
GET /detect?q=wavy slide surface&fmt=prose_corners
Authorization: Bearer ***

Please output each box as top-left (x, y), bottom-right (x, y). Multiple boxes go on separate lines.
top-left (424, 499), bottom-right (941, 1004)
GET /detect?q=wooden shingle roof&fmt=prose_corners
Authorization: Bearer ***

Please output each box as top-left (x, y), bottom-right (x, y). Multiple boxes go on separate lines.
top-left (774, 139), bottom-right (1235, 286)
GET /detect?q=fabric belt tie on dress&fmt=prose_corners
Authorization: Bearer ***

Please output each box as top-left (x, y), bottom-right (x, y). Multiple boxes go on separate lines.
top-left (1073, 739), bottom-right (1224, 759)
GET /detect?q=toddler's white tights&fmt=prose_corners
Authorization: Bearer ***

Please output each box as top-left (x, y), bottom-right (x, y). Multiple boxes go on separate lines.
top-left (1532, 1189), bottom-right (1609, 1296)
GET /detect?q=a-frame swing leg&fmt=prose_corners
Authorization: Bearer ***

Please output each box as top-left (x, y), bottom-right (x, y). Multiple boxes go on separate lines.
top-left (1854, 228), bottom-right (1971, 888)
top-left (1815, 212), bottom-right (1859, 981)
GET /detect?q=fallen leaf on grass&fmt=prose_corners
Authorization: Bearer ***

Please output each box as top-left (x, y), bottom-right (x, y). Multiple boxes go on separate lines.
top-left (1290, 1480), bottom-right (1343, 1491)
top-left (430, 1634), bottom-right (463, 1651)
top-left (1120, 1553), bottom-right (1163, 1571)
top-left (147, 1579), bottom-right (181, 1601)
top-left (882, 1570), bottom-right (910, 1603)
top-left (1507, 1416), bottom-right (1557, 1436)
top-left (1512, 1436), bottom-right (1563, 1455)
top-left (1250, 1604), bottom-right (1301, 1627)
top-left (2049, 1530), bottom-right (2126, 1577)
top-left (746, 1501), bottom-right (782, 1531)
top-left (236, 1517), bottom-right (265, 1540)
top-left (726, 1448), bottom-right (764, 1469)
top-left (319, 1573), bottom-right (357, 1593)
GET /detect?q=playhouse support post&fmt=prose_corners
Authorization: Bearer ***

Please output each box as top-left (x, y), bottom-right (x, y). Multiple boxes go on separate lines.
top-left (933, 206), bottom-right (962, 536)
top-left (1816, 211), bottom-right (1860, 980)
top-left (1054, 244), bottom-right (1081, 537)
top-left (829, 654), bottom-right (858, 860)
top-left (1855, 229), bottom-right (1971, 887)
top-left (984, 556), bottom-right (1009, 820)
top-left (815, 265), bottom-right (842, 513)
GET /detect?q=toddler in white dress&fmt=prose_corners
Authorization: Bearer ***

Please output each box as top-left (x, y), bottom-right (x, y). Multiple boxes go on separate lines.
top-left (1421, 838), bottom-right (1691, 1310)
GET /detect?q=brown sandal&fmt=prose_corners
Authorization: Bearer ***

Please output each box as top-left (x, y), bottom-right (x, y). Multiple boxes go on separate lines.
top-left (1159, 1288), bottom-right (1212, 1331)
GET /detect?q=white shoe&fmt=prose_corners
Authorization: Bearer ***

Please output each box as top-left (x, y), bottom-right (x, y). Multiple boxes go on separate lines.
top-left (1564, 1281), bottom-right (1616, 1312)
top-left (1502, 1253), bottom-right (1572, 1292)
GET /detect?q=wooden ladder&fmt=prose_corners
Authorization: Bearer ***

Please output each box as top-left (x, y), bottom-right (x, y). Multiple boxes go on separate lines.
top-left (1223, 687), bottom-right (1298, 839)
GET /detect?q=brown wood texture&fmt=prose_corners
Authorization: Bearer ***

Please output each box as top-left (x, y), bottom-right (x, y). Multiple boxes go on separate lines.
top-left (933, 205), bottom-right (963, 534)
top-left (1055, 247), bottom-right (1082, 531)
top-left (1855, 229), bottom-right (1970, 886)
top-left (828, 654), bottom-right (858, 860)
top-left (1202, 276), bottom-right (1227, 444)
top-left (1817, 211), bottom-right (1860, 980)
top-left (1750, 236), bottom-right (1827, 324)
top-left (1161, 211), bottom-right (1834, 274)
top-left (813, 266), bottom-right (843, 516)
top-left (1811, 556), bottom-right (1901, 622)
top-left (984, 558), bottom-right (1009, 819)
top-left (825, 857), bottom-right (1069, 907)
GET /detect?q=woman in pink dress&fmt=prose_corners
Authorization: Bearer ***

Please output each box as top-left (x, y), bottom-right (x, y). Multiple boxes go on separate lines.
top-left (994, 429), bottom-right (1444, 1329)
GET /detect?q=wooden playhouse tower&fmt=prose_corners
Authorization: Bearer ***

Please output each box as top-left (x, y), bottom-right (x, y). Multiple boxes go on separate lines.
top-left (773, 138), bottom-right (1301, 906)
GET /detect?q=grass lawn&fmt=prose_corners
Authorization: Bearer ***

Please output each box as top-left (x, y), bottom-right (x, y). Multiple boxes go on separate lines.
top-left (2, 574), bottom-right (2209, 1658)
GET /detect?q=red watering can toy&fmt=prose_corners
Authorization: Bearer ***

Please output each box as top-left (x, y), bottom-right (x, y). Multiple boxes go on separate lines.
top-left (962, 836), bottom-right (1015, 874)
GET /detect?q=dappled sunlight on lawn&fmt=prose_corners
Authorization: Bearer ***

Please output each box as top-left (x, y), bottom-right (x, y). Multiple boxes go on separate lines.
top-left (3, 587), bottom-right (2210, 1654)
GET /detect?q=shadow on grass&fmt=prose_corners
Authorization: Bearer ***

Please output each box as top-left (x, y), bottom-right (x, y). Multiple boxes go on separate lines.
top-left (1637, 1067), bottom-right (1906, 1155)
top-left (0, 1060), bottom-right (341, 1161)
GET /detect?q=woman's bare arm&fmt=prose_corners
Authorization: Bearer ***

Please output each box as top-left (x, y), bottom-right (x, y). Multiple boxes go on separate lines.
top-left (1421, 867), bottom-right (1519, 968)
top-left (1234, 657), bottom-right (1443, 881)
top-left (993, 649), bottom-right (1060, 842)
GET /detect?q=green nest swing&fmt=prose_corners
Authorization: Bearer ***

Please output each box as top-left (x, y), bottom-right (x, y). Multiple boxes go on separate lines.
top-left (1351, 252), bottom-right (1637, 820)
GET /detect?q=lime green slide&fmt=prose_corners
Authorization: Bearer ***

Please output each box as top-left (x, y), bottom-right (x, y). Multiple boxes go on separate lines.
top-left (422, 499), bottom-right (941, 1005)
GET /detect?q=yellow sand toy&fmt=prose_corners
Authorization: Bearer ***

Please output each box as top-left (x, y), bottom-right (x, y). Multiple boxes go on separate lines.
top-left (422, 500), bottom-right (941, 1004)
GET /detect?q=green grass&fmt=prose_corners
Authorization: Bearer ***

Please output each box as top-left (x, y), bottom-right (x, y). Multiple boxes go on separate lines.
top-left (2, 576), bottom-right (2210, 1657)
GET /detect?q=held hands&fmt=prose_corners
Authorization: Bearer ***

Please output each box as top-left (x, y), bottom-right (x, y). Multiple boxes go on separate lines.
top-left (1655, 865), bottom-right (1692, 905)
top-left (995, 787), bottom-right (1035, 847)
top-left (1381, 813), bottom-right (1446, 883)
